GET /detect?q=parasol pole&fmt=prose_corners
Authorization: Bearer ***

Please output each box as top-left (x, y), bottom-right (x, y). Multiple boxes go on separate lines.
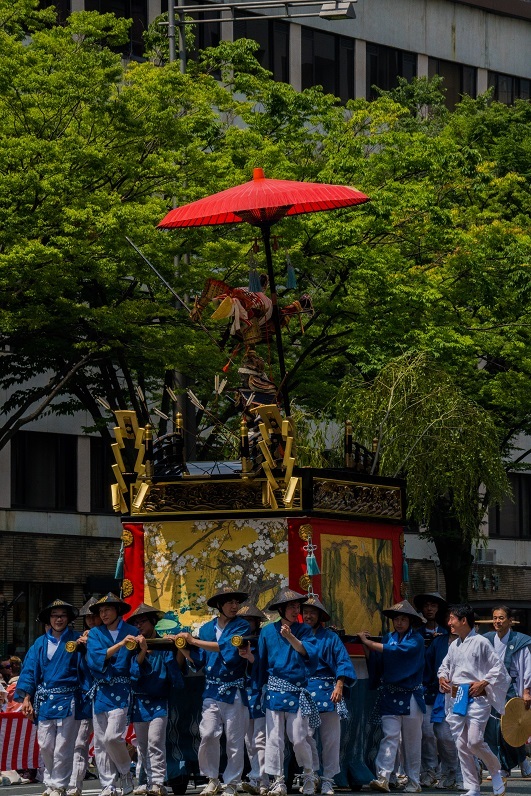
top-left (259, 223), bottom-right (291, 417)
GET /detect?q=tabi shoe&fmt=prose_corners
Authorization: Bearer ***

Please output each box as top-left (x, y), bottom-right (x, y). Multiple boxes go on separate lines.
top-left (242, 782), bottom-right (260, 795)
top-left (148, 786), bottom-right (168, 796)
top-left (420, 772), bottom-right (438, 788)
top-left (200, 779), bottom-right (222, 796)
top-left (99, 788), bottom-right (118, 796)
top-left (224, 786), bottom-right (238, 796)
top-left (121, 774), bottom-right (135, 796)
top-left (370, 779), bottom-right (391, 793)
top-left (268, 779), bottom-right (287, 796)
top-left (301, 773), bottom-right (316, 795)
top-left (320, 780), bottom-right (334, 796)
top-left (403, 786), bottom-right (422, 794)
top-left (133, 788), bottom-right (148, 796)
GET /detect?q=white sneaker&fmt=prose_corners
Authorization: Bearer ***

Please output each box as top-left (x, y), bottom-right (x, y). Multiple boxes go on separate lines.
top-left (224, 787), bottom-right (238, 796)
top-left (320, 781), bottom-right (334, 796)
top-left (49, 790), bottom-right (66, 796)
top-left (148, 786), bottom-right (168, 796)
top-left (134, 788), bottom-right (148, 796)
top-left (301, 774), bottom-right (316, 795)
top-left (268, 780), bottom-right (287, 796)
top-left (67, 790), bottom-right (82, 796)
top-left (403, 787), bottom-right (422, 794)
top-left (100, 788), bottom-right (118, 796)
top-left (200, 780), bottom-right (222, 796)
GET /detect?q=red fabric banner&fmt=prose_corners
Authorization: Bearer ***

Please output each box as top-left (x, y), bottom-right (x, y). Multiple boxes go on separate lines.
top-left (0, 714), bottom-right (40, 770)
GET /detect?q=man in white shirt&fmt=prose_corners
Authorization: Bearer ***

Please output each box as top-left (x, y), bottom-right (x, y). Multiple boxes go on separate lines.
top-left (484, 605), bottom-right (531, 778)
top-left (438, 603), bottom-right (511, 796)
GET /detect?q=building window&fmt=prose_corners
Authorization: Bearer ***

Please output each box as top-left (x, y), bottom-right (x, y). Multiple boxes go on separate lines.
top-left (429, 58), bottom-right (477, 109)
top-left (301, 28), bottom-right (354, 103)
top-left (84, 1), bottom-right (148, 58)
top-left (488, 72), bottom-right (531, 105)
top-left (366, 42), bottom-right (416, 100)
top-left (234, 16), bottom-right (289, 84)
top-left (90, 437), bottom-right (115, 513)
top-left (11, 431), bottom-right (77, 511)
top-left (489, 473), bottom-right (531, 538)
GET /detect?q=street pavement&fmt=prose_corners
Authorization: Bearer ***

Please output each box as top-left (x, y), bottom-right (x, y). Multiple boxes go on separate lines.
top-left (3, 776), bottom-right (531, 796)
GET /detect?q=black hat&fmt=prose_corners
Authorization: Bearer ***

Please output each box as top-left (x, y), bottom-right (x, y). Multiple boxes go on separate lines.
top-left (128, 602), bottom-right (164, 623)
top-left (302, 595), bottom-right (331, 622)
top-left (382, 600), bottom-right (426, 628)
top-left (207, 586), bottom-right (249, 609)
top-left (89, 592), bottom-right (131, 616)
top-left (268, 587), bottom-right (308, 612)
top-left (38, 599), bottom-right (79, 625)
top-left (237, 602), bottom-right (268, 622)
top-left (413, 592), bottom-right (448, 613)
top-left (79, 597), bottom-right (99, 617)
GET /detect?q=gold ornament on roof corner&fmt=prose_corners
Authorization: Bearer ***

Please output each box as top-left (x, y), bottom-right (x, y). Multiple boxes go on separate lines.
top-left (121, 529), bottom-right (134, 547)
top-left (298, 524), bottom-right (313, 541)
top-left (122, 579), bottom-right (134, 598)
top-left (299, 574), bottom-right (312, 591)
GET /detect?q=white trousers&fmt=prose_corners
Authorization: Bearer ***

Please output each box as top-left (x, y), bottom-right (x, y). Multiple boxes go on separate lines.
top-left (38, 710), bottom-right (80, 790)
top-left (93, 707), bottom-right (131, 788)
top-left (68, 718), bottom-right (93, 790)
top-left (134, 716), bottom-right (168, 787)
top-left (265, 709), bottom-right (313, 777)
top-left (245, 717), bottom-right (267, 787)
top-left (198, 695), bottom-right (248, 786)
top-left (446, 697), bottom-right (501, 794)
top-left (420, 704), bottom-right (439, 776)
top-left (433, 720), bottom-right (460, 781)
top-left (308, 711), bottom-right (341, 780)
top-left (375, 696), bottom-right (423, 789)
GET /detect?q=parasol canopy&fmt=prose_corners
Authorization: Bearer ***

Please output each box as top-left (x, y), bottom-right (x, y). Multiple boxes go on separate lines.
top-left (501, 697), bottom-right (531, 747)
top-left (157, 168), bottom-right (369, 229)
top-left (157, 168), bottom-right (370, 415)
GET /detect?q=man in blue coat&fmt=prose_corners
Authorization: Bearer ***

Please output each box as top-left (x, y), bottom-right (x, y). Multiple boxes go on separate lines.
top-left (129, 602), bottom-right (185, 796)
top-left (86, 593), bottom-right (139, 796)
top-left (16, 599), bottom-right (82, 796)
top-left (302, 596), bottom-right (356, 796)
top-left (256, 588), bottom-right (319, 796)
top-left (177, 586), bottom-right (250, 796)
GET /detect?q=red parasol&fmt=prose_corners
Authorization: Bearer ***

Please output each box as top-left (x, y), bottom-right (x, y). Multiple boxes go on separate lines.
top-left (158, 168), bottom-right (370, 413)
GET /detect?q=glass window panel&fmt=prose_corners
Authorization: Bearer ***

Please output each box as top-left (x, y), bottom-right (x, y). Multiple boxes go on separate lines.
top-left (11, 431), bottom-right (77, 511)
top-left (90, 437), bottom-right (114, 513)
top-left (338, 36), bottom-right (354, 103)
top-left (366, 42), bottom-right (416, 99)
top-left (429, 57), bottom-right (476, 109)
top-left (516, 78), bottom-right (530, 101)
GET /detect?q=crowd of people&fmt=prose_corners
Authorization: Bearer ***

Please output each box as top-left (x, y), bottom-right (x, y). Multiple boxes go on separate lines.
top-left (1, 588), bottom-right (530, 796)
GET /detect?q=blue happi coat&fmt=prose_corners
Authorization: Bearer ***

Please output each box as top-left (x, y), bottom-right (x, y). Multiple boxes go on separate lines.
top-left (15, 628), bottom-right (82, 722)
top-left (368, 628), bottom-right (426, 716)
top-left (189, 616), bottom-right (250, 705)
top-left (308, 626), bottom-right (357, 712)
top-left (76, 644), bottom-right (95, 720)
top-left (424, 632), bottom-right (452, 722)
top-left (257, 620), bottom-right (318, 713)
top-left (86, 620), bottom-right (138, 713)
top-left (130, 643), bottom-right (184, 722)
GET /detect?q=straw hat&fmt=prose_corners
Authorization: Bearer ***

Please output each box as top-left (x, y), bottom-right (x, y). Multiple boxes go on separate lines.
top-left (38, 599), bottom-right (79, 624)
top-left (206, 586), bottom-right (248, 609)
top-left (501, 697), bottom-right (531, 747)
top-left (89, 592), bottom-right (131, 616)
top-left (237, 602), bottom-right (268, 622)
top-left (79, 597), bottom-right (99, 617)
top-left (303, 595), bottom-right (331, 622)
top-left (268, 587), bottom-right (308, 612)
top-left (128, 602), bottom-right (165, 623)
top-left (413, 592), bottom-right (448, 612)
top-left (382, 600), bottom-right (426, 628)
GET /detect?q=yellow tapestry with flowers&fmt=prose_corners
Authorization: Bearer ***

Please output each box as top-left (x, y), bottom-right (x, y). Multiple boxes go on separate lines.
top-left (143, 518), bottom-right (288, 629)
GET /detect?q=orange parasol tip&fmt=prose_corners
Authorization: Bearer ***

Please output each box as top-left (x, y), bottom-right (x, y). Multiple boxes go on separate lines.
top-left (253, 168), bottom-right (265, 180)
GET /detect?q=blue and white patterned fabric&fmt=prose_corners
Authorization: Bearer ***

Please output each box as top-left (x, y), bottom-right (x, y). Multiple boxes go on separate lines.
top-left (189, 616), bottom-right (250, 705)
top-left (256, 620), bottom-right (318, 714)
top-left (16, 629), bottom-right (82, 723)
top-left (130, 642), bottom-right (184, 722)
top-left (308, 626), bottom-right (356, 718)
top-left (368, 629), bottom-right (426, 716)
top-left (267, 675), bottom-right (321, 728)
top-left (86, 620), bottom-right (138, 713)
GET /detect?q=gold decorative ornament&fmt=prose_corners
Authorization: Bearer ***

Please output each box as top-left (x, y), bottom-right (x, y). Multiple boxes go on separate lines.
top-left (125, 639), bottom-right (137, 651)
top-left (299, 574), bottom-right (312, 591)
top-left (231, 635), bottom-right (244, 647)
top-left (122, 579), bottom-right (134, 598)
top-left (121, 529), bottom-right (134, 547)
top-left (175, 636), bottom-right (188, 649)
top-left (65, 641), bottom-right (78, 653)
top-left (298, 524), bottom-right (313, 541)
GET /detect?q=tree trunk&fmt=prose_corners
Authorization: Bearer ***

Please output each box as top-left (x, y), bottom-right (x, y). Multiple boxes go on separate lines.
top-left (429, 496), bottom-right (474, 603)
